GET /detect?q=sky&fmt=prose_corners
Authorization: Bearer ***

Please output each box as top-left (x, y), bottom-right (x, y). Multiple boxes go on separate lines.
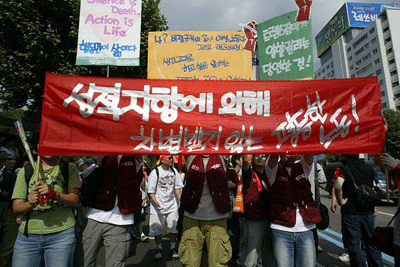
top-left (158, 0), bottom-right (399, 69)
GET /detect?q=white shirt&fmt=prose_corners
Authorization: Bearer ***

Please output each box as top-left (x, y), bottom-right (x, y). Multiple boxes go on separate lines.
top-left (147, 166), bottom-right (184, 214)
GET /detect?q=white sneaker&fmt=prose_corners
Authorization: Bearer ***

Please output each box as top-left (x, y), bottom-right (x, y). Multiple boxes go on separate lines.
top-left (338, 253), bottom-right (350, 262)
top-left (140, 233), bottom-right (149, 242)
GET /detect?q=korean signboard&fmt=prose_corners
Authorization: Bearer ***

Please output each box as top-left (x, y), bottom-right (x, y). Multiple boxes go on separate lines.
top-left (347, 3), bottom-right (394, 28)
top-left (315, 4), bottom-right (349, 57)
top-left (147, 31), bottom-right (252, 80)
top-left (76, 0), bottom-right (142, 66)
top-left (257, 11), bottom-right (314, 81)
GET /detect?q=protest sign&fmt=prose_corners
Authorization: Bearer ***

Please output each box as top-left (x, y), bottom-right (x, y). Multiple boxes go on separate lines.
top-left (39, 73), bottom-right (385, 156)
top-left (76, 0), bottom-right (142, 66)
top-left (258, 11), bottom-right (314, 80)
top-left (147, 31), bottom-right (252, 80)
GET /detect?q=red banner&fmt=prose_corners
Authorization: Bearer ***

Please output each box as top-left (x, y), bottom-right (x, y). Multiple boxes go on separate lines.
top-left (39, 73), bottom-right (385, 156)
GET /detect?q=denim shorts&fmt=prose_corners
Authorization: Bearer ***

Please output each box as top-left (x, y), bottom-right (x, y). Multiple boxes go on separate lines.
top-left (13, 227), bottom-right (76, 267)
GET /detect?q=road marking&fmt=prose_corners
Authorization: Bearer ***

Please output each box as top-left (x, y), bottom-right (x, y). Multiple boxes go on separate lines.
top-left (319, 229), bottom-right (394, 264)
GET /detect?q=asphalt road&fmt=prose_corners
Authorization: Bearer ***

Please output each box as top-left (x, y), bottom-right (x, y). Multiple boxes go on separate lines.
top-left (93, 190), bottom-right (398, 267)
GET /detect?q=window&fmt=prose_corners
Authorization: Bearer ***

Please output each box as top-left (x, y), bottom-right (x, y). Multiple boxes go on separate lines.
top-left (353, 33), bottom-right (368, 49)
top-left (322, 68), bottom-right (325, 73)
top-left (390, 70), bottom-right (398, 76)
top-left (376, 69), bottom-right (382, 75)
top-left (383, 26), bottom-right (389, 33)
top-left (364, 43), bottom-right (369, 49)
top-left (382, 103), bottom-right (387, 108)
top-left (387, 48), bottom-right (393, 54)
top-left (327, 64), bottom-right (330, 70)
top-left (373, 48), bottom-right (378, 54)
top-left (393, 81), bottom-right (399, 87)
top-left (362, 53), bottom-right (371, 61)
top-left (369, 27), bottom-right (375, 34)
top-left (381, 91), bottom-right (386, 97)
top-left (371, 37), bottom-right (377, 44)
top-left (350, 65), bottom-right (354, 71)
top-left (389, 58), bottom-right (395, 65)
top-left (351, 74), bottom-right (356, 78)
top-left (374, 58), bottom-right (380, 65)
top-left (379, 79), bottom-right (384, 85)
top-left (348, 56), bottom-right (353, 61)
top-left (347, 47), bottom-right (352, 53)
top-left (355, 47), bottom-right (364, 56)
top-left (385, 37), bottom-right (392, 44)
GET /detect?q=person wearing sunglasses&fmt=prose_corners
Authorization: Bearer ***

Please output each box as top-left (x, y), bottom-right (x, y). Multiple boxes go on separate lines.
top-left (147, 155), bottom-right (183, 260)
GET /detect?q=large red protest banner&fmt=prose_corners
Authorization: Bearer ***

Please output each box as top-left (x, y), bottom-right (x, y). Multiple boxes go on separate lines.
top-left (39, 73), bottom-right (385, 156)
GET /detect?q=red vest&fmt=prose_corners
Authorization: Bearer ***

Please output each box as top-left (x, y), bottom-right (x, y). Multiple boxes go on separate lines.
top-left (93, 156), bottom-right (143, 215)
top-left (243, 170), bottom-right (268, 220)
top-left (181, 155), bottom-right (230, 214)
top-left (269, 162), bottom-right (321, 227)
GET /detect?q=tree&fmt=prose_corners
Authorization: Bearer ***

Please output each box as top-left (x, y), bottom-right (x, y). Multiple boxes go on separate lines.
top-left (0, 0), bottom-right (168, 122)
top-left (383, 109), bottom-right (400, 159)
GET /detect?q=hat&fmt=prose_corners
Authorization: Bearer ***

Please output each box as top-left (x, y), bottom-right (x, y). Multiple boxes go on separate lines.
top-left (160, 155), bottom-right (170, 161)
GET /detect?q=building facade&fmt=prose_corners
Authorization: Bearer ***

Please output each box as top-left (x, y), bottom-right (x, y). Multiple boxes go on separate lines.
top-left (315, 3), bottom-right (399, 111)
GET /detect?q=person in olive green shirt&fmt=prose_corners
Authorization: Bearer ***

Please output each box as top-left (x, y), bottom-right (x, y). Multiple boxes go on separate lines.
top-left (12, 156), bottom-right (80, 267)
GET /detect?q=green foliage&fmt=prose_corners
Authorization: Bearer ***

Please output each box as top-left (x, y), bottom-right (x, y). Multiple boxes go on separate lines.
top-left (383, 109), bottom-right (400, 159)
top-left (0, 0), bottom-right (168, 121)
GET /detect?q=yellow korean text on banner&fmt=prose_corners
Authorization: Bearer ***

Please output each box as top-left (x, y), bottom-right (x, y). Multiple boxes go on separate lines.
top-left (148, 31), bottom-right (252, 80)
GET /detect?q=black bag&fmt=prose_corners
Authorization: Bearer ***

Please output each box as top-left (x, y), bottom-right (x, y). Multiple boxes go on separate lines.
top-left (316, 202), bottom-right (330, 230)
top-left (369, 207), bottom-right (400, 256)
top-left (314, 164), bottom-right (330, 230)
top-left (80, 163), bottom-right (104, 207)
top-left (353, 183), bottom-right (381, 209)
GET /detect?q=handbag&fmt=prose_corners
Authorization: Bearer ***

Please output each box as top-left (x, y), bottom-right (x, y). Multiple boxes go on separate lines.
top-left (370, 206), bottom-right (400, 256)
top-left (314, 163), bottom-right (330, 230)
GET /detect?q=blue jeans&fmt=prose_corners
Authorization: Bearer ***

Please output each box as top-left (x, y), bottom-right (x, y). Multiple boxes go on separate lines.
top-left (13, 227), bottom-right (76, 267)
top-left (271, 229), bottom-right (316, 267)
top-left (342, 213), bottom-right (383, 267)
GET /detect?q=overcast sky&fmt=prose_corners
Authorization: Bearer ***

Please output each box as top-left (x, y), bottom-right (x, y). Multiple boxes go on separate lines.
top-left (158, 0), bottom-right (398, 68)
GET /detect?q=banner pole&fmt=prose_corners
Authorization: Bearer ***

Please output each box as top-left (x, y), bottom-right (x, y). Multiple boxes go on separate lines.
top-left (107, 66), bottom-right (110, 78)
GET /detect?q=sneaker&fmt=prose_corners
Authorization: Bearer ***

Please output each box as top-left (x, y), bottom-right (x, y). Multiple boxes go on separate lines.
top-left (154, 248), bottom-right (163, 260)
top-left (171, 248), bottom-right (179, 260)
top-left (140, 233), bottom-right (149, 242)
top-left (338, 253), bottom-right (350, 262)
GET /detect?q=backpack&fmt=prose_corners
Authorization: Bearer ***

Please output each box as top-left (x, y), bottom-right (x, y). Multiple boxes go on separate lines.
top-left (23, 161), bottom-right (70, 237)
top-left (80, 163), bottom-right (105, 207)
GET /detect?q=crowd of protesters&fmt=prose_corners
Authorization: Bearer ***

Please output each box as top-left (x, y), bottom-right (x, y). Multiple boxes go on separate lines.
top-left (0, 134), bottom-right (399, 267)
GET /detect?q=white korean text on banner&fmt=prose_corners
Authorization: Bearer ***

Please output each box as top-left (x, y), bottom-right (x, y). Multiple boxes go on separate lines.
top-left (39, 73), bottom-right (385, 156)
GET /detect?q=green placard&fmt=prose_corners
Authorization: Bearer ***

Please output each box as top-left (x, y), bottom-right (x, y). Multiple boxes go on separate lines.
top-left (257, 11), bottom-right (314, 81)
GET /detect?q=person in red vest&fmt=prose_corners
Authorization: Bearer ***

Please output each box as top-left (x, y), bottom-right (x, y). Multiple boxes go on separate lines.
top-left (240, 154), bottom-right (275, 267)
top-left (266, 154), bottom-right (321, 267)
top-left (178, 155), bottom-right (232, 267)
top-left (82, 155), bottom-right (144, 267)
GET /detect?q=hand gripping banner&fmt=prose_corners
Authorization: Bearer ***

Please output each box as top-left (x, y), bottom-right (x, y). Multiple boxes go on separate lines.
top-left (39, 73), bottom-right (385, 156)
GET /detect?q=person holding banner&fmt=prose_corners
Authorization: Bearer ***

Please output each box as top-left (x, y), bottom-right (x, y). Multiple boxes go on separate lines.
top-left (82, 155), bottom-right (144, 267)
top-left (266, 154), bottom-right (321, 267)
top-left (241, 154), bottom-right (275, 267)
top-left (178, 155), bottom-right (232, 267)
top-left (11, 156), bottom-right (81, 267)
